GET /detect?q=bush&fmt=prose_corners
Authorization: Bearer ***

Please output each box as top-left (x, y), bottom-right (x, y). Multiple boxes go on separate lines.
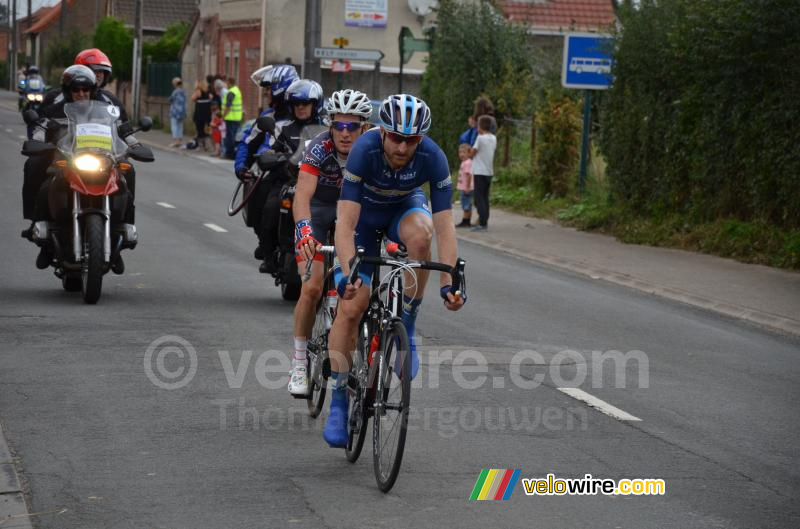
top-left (600, 0), bottom-right (800, 230)
top-left (534, 94), bottom-right (582, 197)
top-left (43, 30), bottom-right (89, 79)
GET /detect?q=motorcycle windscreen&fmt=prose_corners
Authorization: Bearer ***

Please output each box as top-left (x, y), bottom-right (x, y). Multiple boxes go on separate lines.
top-left (59, 100), bottom-right (128, 158)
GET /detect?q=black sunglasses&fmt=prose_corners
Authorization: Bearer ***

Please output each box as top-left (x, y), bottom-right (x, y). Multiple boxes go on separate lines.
top-left (331, 121), bottom-right (362, 132)
top-left (71, 86), bottom-right (91, 93)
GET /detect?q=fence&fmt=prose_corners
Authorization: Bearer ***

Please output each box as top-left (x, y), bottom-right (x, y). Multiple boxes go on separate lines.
top-left (147, 62), bottom-right (181, 97)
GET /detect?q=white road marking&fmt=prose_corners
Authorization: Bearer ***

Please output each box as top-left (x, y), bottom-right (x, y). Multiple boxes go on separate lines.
top-left (17, 135), bottom-right (26, 140)
top-left (156, 202), bottom-right (176, 209)
top-left (5, 128), bottom-right (12, 133)
top-left (203, 223), bottom-right (228, 233)
top-left (557, 388), bottom-right (641, 422)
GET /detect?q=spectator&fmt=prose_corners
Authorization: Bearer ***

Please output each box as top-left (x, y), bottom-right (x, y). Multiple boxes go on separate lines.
top-left (459, 115), bottom-right (477, 148)
top-left (456, 143), bottom-right (474, 228)
top-left (169, 77), bottom-right (186, 148)
top-left (188, 80), bottom-right (212, 151)
top-left (222, 76), bottom-right (243, 159)
top-left (469, 115), bottom-right (497, 232)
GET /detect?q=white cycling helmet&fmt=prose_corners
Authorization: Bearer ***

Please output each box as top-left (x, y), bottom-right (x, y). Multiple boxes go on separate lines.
top-left (324, 89), bottom-right (372, 120)
top-left (250, 65), bottom-right (274, 88)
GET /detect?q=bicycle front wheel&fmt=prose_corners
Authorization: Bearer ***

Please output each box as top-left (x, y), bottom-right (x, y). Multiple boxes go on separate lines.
top-left (373, 319), bottom-right (411, 493)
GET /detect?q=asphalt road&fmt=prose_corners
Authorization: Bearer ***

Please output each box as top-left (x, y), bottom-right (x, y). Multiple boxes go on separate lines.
top-left (0, 100), bottom-right (798, 528)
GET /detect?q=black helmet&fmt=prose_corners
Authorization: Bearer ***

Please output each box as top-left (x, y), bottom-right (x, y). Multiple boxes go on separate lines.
top-left (61, 65), bottom-right (97, 101)
top-left (27, 65), bottom-right (40, 75)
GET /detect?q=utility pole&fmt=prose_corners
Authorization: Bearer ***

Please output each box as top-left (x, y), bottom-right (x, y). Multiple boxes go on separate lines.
top-left (259, 0), bottom-right (267, 66)
top-left (26, 0), bottom-right (30, 63)
top-left (10, 0), bottom-right (16, 90)
top-left (303, 0), bottom-right (321, 81)
top-left (58, 0), bottom-right (65, 38)
top-left (131, 0), bottom-right (143, 122)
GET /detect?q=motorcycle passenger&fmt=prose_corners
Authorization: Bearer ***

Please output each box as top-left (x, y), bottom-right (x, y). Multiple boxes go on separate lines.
top-left (288, 89), bottom-right (372, 396)
top-left (322, 94), bottom-right (465, 447)
top-left (22, 66), bottom-right (139, 272)
top-left (234, 64), bottom-right (299, 263)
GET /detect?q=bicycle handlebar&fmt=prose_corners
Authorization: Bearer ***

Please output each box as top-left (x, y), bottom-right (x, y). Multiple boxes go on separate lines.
top-left (301, 245), bottom-right (335, 282)
top-left (346, 247), bottom-right (467, 301)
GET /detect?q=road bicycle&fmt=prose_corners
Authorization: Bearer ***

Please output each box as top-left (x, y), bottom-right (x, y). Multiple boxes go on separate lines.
top-left (303, 244), bottom-right (337, 417)
top-left (341, 242), bottom-right (466, 492)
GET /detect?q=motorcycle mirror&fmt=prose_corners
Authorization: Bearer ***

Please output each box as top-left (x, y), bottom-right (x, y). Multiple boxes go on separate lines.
top-left (256, 115), bottom-right (276, 136)
top-left (138, 116), bottom-right (153, 133)
top-left (127, 144), bottom-right (155, 163)
top-left (22, 109), bottom-right (40, 125)
top-left (21, 140), bottom-right (55, 157)
top-left (257, 150), bottom-right (288, 171)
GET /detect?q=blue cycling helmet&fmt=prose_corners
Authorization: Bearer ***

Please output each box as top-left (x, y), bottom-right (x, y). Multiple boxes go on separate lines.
top-left (379, 94), bottom-right (432, 136)
top-left (286, 79), bottom-right (324, 117)
top-left (269, 65), bottom-right (299, 100)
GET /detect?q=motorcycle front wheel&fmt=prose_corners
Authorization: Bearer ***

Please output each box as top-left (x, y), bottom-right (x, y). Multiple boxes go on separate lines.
top-left (81, 214), bottom-right (105, 304)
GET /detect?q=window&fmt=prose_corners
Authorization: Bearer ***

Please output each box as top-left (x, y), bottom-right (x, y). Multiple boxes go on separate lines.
top-left (224, 42), bottom-right (231, 77)
top-left (233, 42), bottom-right (240, 82)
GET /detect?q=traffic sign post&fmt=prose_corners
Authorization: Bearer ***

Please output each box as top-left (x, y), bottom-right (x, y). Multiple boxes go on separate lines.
top-left (561, 33), bottom-right (614, 194)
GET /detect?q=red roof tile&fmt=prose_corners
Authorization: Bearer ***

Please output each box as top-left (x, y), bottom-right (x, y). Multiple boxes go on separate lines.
top-left (499, 0), bottom-right (616, 32)
top-left (24, 1), bottom-right (76, 35)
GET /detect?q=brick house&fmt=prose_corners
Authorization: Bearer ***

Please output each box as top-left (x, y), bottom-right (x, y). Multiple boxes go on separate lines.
top-left (181, 0), bottom-right (436, 121)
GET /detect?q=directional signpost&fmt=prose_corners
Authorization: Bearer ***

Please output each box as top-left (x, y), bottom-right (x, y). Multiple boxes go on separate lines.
top-left (313, 47), bottom-right (385, 62)
top-left (562, 33), bottom-right (614, 194)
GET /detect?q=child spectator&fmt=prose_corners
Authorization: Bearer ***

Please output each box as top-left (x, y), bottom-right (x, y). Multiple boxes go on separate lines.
top-left (469, 115), bottom-right (497, 231)
top-left (210, 103), bottom-right (225, 157)
top-left (456, 143), bottom-right (474, 228)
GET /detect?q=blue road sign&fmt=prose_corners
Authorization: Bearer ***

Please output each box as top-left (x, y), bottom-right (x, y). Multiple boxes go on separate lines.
top-left (562, 33), bottom-right (614, 90)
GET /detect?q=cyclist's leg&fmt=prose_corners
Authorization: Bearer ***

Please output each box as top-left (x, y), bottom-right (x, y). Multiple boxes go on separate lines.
top-left (388, 190), bottom-right (434, 379)
top-left (290, 201), bottom-right (335, 395)
top-left (324, 208), bottom-right (385, 447)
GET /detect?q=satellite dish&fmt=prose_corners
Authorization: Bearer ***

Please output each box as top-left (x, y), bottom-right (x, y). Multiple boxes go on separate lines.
top-left (408, 0), bottom-right (437, 17)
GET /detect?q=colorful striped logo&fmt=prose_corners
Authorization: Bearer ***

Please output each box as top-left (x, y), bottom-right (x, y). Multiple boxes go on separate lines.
top-left (470, 469), bottom-right (522, 500)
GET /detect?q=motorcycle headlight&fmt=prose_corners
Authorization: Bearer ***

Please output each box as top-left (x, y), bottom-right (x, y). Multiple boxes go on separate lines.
top-left (27, 94), bottom-right (36, 101)
top-left (74, 154), bottom-right (103, 172)
top-left (35, 94), bottom-right (43, 102)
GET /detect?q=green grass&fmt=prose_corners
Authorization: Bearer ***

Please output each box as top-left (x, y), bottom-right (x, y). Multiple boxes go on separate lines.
top-left (488, 140), bottom-right (800, 270)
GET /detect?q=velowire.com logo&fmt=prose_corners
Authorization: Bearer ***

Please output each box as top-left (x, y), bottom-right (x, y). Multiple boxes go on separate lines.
top-left (469, 469), bottom-right (522, 500)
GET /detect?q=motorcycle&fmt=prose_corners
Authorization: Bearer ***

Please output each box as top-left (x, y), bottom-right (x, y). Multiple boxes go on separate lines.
top-left (227, 117), bottom-right (326, 301)
top-left (21, 101), bottom-right (154, 304)
top-left (18, 77), bottom-right (47, 139)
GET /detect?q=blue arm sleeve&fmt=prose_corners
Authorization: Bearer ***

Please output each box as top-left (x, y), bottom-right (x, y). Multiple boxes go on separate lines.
top-left (234, 122), bottom-right (253, 173)
top-left (428, 145), bottom-right (454, 214)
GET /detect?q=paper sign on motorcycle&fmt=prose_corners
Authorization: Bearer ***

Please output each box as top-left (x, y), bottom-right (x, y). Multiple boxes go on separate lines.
top-left (75, 123), bottom-right (113, 151)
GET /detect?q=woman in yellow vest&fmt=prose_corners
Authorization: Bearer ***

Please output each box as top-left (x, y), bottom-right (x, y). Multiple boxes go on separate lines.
top-left (222, 76), bottom-right (244, 159)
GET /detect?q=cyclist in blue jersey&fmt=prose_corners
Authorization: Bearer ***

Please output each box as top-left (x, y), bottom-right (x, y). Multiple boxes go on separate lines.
top-left (288, 89), bottom-right (373, 396)
top-left (322, 94), bottom-right (465, 447)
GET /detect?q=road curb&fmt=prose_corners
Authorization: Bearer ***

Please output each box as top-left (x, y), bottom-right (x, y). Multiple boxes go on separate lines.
top-left (0, 427), bottom-right (33, 529)
top-left (457, 232), bottom-right (800, 338)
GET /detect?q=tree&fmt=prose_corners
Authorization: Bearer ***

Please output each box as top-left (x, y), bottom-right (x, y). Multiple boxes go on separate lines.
top-left (421, 0), bottom-right (535, 166)
top-left (93, 17), bottom-right (133, 82)
top-left (43, 30), bottom-right (90, 83)
top-left (143, 21), bottom-right (189, 63)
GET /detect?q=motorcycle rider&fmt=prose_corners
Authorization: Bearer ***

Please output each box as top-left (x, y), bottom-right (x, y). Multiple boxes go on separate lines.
top-left (22, 65), bottom-right (140, 272)
top-left (288, 89), bottom-right (372, 396)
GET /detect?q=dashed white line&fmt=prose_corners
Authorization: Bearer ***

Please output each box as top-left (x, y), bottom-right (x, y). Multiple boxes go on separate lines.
top-left (203, 223), bottom-right (228, 233)
top-left (557, 388), bottom-right (641, 422)
top-left (156, 202), bottom-right (176, 209)
top-left (5, 128), bottom-right (13, 133)
top-left (17, 135), bottom-right (26, 140)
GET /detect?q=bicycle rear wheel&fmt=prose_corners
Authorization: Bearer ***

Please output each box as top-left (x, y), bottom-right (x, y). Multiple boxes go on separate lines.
top-left (372, 319), bottom-right (411, 493)
top-left (306, 297), bottom-right (330, 417)
top-left (345, 320), bottom-right (370, 463)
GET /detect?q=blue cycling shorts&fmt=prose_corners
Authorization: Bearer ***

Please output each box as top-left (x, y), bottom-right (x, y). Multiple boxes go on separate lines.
top-left (349, 188), bottom-right (432, 285)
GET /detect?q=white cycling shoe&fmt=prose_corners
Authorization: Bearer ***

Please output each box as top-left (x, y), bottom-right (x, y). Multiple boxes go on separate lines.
top-left (288, 362), bottom-right (309, 397)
